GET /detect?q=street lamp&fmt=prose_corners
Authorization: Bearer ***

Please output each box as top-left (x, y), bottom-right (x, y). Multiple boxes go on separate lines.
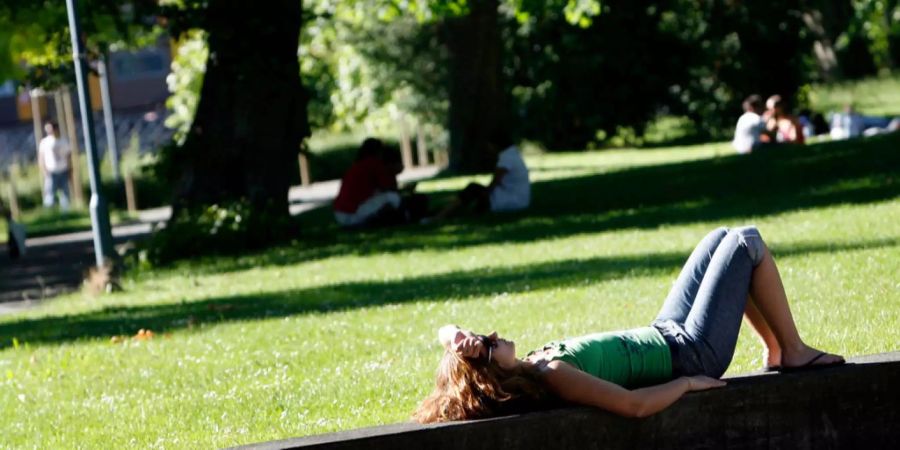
top-left (65, 0), bottom-right (114, 267)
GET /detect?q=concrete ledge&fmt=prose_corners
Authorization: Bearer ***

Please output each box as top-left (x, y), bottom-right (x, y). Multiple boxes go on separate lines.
top-left (234, 351), bottom-right (900, 450)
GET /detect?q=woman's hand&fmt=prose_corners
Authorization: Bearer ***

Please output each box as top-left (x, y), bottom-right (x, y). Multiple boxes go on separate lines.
top-left (453, 336), bottom-right (485, 359)
top-left (684, 375), bottom-right (727, 392)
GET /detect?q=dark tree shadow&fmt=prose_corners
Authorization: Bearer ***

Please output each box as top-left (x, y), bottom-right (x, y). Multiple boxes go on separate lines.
top-left (2, 236), bottom-right (895, 349)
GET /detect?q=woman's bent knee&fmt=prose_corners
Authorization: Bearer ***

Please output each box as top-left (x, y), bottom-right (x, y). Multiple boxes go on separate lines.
top-left (728, 226), bottom-right (766, 267)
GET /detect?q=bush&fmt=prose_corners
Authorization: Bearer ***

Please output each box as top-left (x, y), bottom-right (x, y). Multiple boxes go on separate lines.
top-left (139, 199), bottom-right (294, 265)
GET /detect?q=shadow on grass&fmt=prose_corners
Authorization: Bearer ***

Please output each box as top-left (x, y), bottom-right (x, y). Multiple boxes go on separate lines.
top-left (1, 236), bottom-right (896, 349)
top-left (189, 133), bottom-right (900, 276)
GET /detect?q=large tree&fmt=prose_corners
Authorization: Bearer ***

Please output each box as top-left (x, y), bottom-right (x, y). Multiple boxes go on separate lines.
top-left (161, 0), bottom-right (309, 223)
top-left (442, 0), bottom-right (506, 172)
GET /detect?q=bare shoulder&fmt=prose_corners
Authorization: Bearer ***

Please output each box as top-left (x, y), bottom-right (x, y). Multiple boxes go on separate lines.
top-left (541, 359), bottom-right (579, 381)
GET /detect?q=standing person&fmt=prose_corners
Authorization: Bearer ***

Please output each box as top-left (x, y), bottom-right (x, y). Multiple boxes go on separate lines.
top-left (763, 95), bottom-right (805, 145)
top-left (430, 133), bottom-right (530, 220)
top-left (415, 226), bottom-right (845, 423)
top-left (333, 138), bottom-right (403, 228)
top-left (732, 95), bottom-right (768, 154)
top-left (38, 121), bottom-right (73, 211)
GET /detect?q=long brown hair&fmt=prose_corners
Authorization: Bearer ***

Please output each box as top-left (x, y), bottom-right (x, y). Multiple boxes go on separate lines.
top-left (414, 350), bottom-right (551, 423)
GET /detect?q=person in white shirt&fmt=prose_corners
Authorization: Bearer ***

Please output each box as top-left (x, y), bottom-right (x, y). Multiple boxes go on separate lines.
top-left (488, 144), bottom-right (530, 212)
top-left (732, 95), bottom-right (768, 154)
top-left (38, 122), bottom-right (72, 210)
top-left (429, 134), bottom-right (531, 221)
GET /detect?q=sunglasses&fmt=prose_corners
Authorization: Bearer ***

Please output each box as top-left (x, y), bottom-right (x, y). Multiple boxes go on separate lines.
top-left (478, 335), bottom-right (498, 362)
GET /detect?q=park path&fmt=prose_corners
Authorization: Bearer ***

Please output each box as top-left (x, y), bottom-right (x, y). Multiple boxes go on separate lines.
top-left (0, 166), bottom-right (441, 314)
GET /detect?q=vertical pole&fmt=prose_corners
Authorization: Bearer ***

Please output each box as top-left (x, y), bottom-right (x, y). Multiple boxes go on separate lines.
top-left (6, 169), bottom-right (20, 221)
top-left (124, 172), bottom-right (137, 214)
top-left (416, 125), bottom-right (429, 167)
top-left (66, 0), bottom-right (113, 267)
top-left (52, 90), bottom-right (66, 136)
top-left (97, 52), bottom-right (120, 182)
top-left (298, 152), bottom-right (311, 186)
top-left (29, 89), bottom-right (43, 161)
top-left (399, 119), bottom-right (413, 170)
top-left (53, 89), bottom-right (78, 203)
top-left (62, 86), bottom-right (85, 207)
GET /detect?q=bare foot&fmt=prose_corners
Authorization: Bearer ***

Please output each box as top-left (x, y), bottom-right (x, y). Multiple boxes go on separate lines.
top-left (781, 344), bottom-right (844, 369)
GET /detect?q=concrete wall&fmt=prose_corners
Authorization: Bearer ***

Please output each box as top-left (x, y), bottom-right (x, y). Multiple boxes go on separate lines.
top-left (234, 351), bottom-right (900, 450)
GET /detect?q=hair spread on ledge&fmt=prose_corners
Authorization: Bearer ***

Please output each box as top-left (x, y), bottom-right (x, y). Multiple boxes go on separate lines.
top-left (414, 350), bottom-right (550, 423)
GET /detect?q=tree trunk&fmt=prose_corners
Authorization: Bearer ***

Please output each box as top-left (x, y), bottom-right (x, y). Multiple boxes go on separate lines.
top-left (172, 0), bottom-right (309, 220)
top-left (443, 0), bottom-right (507, 173)
top-left (801, 8), bottom-right (840, 81)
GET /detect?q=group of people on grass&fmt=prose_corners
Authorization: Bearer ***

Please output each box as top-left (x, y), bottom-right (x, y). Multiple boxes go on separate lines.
top-left (732, 94), bottom-right (806, 154)
top-left (332, 134), bottom-right (531, 229)
top-left (733, 94), bottom-right (900, 154)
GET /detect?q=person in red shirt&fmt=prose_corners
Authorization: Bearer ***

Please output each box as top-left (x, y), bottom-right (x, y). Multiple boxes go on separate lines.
top-left (762, 95), bottom-right (805, 145)
top-left (333, 138), bottom-right (404, 228)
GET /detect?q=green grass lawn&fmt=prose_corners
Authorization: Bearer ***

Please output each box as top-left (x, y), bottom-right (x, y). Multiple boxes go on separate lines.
top-left (1, 131), bottom-right (899, 448)
top-left (809, 74), bottom-right (900, 117)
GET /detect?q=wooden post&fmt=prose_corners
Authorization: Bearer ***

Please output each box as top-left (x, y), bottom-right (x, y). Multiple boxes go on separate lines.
top-left (29, 89), bottom-right (43, 161)
top-left (416, 125), bottom-right (429, 167)
top-left (6, 171), bottom-right (20, 221)
top-left (124, 172), bottom-right (137, 214)
top-left (298, 151), bottom-right (311, 186)
top-left (53, 89), bottom-right (78, 205)
top-left (62, 86), bottom-right (85, 207)
top-left (53, 90), bottom-right (67, 135)
top-left (399, 120), bottom-right (413, 169)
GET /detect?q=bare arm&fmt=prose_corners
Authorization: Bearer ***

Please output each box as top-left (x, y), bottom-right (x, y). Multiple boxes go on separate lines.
top-left (542, 360), bottom-right (725, 418)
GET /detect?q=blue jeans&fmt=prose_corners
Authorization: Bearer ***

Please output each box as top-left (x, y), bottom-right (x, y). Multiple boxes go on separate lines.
top-left (43, 171), bottom-right (71, 210)
top-left (651, 226), bottom-right (767, 378)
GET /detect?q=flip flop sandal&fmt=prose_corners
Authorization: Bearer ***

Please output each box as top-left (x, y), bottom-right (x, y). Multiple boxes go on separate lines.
top-left (777, 352), bottom-right (845, 373)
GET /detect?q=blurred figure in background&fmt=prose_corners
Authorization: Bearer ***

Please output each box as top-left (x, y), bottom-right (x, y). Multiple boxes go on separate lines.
top-left (430, 132), bottom-right (530, 220)
top-left (830, 104), bottom-right (900, 140)
top-left (38, 121), bottom-right (73, 211)
top-left (763, 95), bottom-right (805, 145)
top-left (333, 138), bottom-right (402, 228)
top-left (333, 138), bottom-right (429, 228)
top-left (732, 95), bottom-right (768, 154)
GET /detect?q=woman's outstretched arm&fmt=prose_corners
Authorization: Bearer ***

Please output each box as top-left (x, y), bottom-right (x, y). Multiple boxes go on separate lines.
top-left (541, 360), bottom-right (725, 418)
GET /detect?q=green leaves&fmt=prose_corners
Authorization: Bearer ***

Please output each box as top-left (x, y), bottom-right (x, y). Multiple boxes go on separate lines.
top-left (0, 0), bottom-right (162, 84)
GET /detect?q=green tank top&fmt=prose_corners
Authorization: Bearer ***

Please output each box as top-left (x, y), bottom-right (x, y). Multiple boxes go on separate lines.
top-left (529, 327), bottom-right (673, 388)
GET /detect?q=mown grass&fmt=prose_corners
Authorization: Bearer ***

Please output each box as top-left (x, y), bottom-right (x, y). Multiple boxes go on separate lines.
top-left (809, 74), bottom-right (900, 116)
top-left (0, 130), bottom-right (898, 448)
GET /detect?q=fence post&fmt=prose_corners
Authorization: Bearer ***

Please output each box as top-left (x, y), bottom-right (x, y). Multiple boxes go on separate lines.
top-left (298, 151), bottom-right (311, 186)
top-left (399, 119), bottom-right (414, 169)
top-left (62, 86), bottom-right (85, 207)
top-left (124, 172), bottom-right (138, 214)
top-left (5, 172), bottom-right (20, 221)
top-left (416, 125), bottom-right (429, 167)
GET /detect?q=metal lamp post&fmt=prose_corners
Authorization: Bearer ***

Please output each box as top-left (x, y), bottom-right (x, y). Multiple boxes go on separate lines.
top-left (65, 0), bottom-right (114, 267)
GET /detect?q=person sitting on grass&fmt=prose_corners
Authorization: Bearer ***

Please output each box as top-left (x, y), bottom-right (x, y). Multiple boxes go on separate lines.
top-left (333, 138), bottom-right (404, 228)
top-left (732, 94), bottom-right (768, 154)
top-left (430, 133), bottom-right (530, 221)
top-left (415, 226), bottom-right (845, 422)
top-left (762, 95), bottom-right (805, 145)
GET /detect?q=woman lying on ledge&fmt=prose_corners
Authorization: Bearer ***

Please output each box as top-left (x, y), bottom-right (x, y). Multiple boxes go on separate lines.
top-left (415, 227), bottom-right (844, 422)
